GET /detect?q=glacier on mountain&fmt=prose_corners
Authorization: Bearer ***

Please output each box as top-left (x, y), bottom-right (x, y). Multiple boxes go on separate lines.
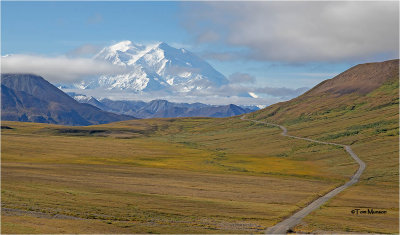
top-left (74, 41), bottom-right (229, 93)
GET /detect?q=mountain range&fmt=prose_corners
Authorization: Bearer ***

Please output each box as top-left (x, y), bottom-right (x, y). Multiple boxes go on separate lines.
top-left (1, 74), bottom-right (134, 126)
top-left (1, 73), bottom-right (255, 126)
top-left (72, 41), bottom-right (230, 94)
top-left (70, 93), bottom-right (257, 119)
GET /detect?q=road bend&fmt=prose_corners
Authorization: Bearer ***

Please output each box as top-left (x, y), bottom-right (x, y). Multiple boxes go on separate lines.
top-left (240, 115), bottom-right (366, 234)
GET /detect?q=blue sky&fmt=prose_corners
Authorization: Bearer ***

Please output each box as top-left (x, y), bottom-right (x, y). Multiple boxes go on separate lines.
top-left (2, 1), bottom-right (398, 104)
top-left (2, 2), bottom-right (187, 55)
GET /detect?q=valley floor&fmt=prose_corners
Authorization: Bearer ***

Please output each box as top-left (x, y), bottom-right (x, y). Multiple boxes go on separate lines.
top-left (1, 111), bottom-right (398, 233)
top-left (2, 162), bottom-right (334, 233)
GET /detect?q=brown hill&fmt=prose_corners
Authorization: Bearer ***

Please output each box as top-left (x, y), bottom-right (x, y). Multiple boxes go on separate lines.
top-left (250, 59), bottom-right (399, 124)
top-left (307, 59), bottom-right (399, 96)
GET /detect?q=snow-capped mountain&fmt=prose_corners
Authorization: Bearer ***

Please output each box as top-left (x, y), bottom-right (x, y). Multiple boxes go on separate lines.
top-left (75, 41), bottom-right (229, 93)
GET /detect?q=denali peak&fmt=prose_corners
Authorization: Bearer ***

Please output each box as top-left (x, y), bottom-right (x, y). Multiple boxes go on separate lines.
top-left (74, 41), bottom-right (229, 93)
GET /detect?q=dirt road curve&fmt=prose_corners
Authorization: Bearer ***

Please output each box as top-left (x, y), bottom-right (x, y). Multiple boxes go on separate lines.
top-left (240, 115), bottom-right (366, 234)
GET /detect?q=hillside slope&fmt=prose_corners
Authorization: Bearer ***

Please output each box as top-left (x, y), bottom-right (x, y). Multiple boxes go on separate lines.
top-left (250, 59), bottom-right (398, 125)
top-left (1, 74), bottom-right (134, 125)
top-left (247, 59), bottom-right (399, 233)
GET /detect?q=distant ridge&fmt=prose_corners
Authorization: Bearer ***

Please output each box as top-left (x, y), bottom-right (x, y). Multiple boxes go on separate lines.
top-left (71, 95), bottom-right (256, 118)
top-left (1, 74), bottom-right (134, 126)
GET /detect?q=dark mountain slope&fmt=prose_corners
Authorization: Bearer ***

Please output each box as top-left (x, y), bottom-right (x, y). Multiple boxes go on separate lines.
top-left (1, 74), bottom-right (134, 126)
top-left (187, 104), bottom-right (248, 118)
top-left (74, 96), bottom-right (253, 119)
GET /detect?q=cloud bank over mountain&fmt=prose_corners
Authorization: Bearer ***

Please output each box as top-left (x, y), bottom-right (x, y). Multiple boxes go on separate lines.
top-left (1, 54), bottom-right (126, 83)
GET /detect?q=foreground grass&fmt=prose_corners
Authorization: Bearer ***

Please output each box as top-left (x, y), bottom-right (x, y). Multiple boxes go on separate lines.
top-left (2, 116), bottom-right (354, 234)
top-left (2, 162), bottom-right (335, 234)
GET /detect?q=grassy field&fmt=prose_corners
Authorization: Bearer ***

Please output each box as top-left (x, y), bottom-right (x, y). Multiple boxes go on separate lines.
top-left (2, 115), bottom-right (357, 234)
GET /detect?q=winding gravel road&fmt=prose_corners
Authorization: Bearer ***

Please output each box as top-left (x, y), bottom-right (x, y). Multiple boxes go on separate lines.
top-left (240, 115), bottom-right (366, 234)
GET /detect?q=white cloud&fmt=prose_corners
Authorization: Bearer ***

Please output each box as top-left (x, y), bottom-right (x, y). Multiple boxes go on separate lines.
top-left (1, 54), bottom-right (127, 83)
top-left (62, 79), bottom-right (308, 106)
top-left (176, 83), bottom-right (308, 99)
top-left (182, 1), bottom-right (399, 63)
top-left (63, 87), bottom-right (282, 106)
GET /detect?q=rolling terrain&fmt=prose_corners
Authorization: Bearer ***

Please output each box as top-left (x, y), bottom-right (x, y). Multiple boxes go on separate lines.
top-left (1, 59), bottom-right (399, 233)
